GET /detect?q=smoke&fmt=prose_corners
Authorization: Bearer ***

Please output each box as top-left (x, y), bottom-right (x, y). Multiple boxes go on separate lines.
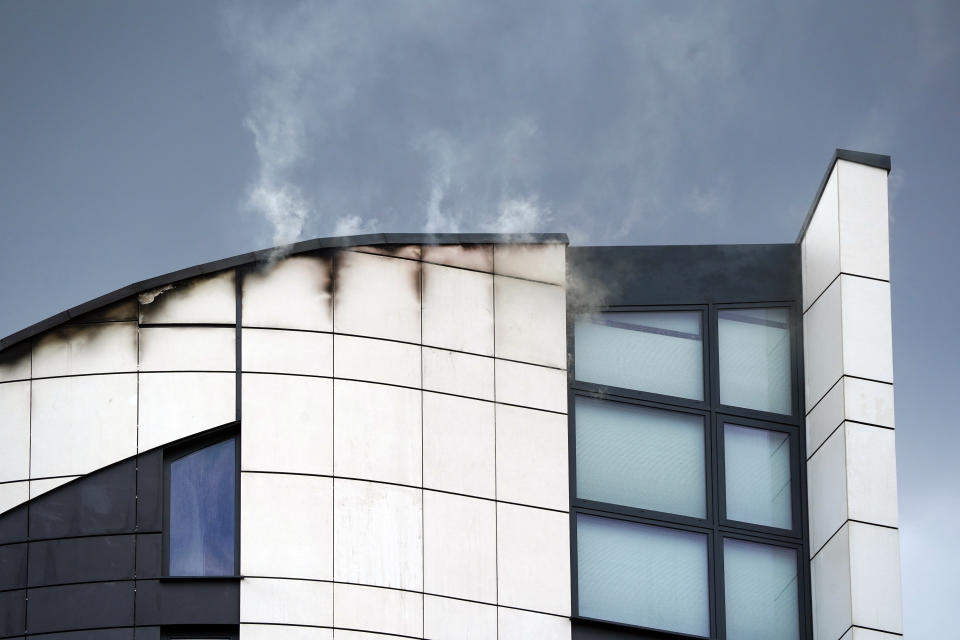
top-left (221, 1), bottom-right (737, 248)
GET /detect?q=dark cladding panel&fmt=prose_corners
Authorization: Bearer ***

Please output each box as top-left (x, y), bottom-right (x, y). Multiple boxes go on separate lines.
top-left (29, 461), bottom-right (136, 540)
top-left (134, 579), bottom-right (240, 626)
top-left (133, 628), bottom-right (160, 640)
top-left (0, 588), bottom-right (25, 637)
top-left (135, 533), bottom-right (162, 580)
top-left (568, 244), bottom-right (800, 307)
top-left (137, 450), bottom-right (163, 532)
top-left (26, 581), bottom-right (134, 635)
top-left (28, 535), bottom-right (135, 587)
top-left (0, 504), bottom-right (28, 545)
top-left (0, 543), bottom-right (26, 591)
top-left (26, 629), bottom-right (134, 640)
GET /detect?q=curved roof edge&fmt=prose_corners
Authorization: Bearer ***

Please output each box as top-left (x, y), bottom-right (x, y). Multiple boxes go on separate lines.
top-left (795, 148), bottom-right (892, 243)
top-left (0, 232), bottom-right (569, 354)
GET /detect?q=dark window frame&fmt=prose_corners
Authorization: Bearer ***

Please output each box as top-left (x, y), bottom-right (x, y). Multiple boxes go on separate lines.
top-left (162, 423), bottom-right (241, 578)
top-left (569, 301), bottom-right (811, 640)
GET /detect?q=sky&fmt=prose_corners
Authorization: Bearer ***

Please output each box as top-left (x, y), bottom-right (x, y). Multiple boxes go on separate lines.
top-left (0, 1), bottom-right (957, 635)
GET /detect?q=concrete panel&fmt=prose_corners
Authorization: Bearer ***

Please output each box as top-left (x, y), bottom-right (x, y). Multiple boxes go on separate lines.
top-left (424, 596), bottom-right (496, 640)
top-left (334, 334), bottom-right (420, 388)
top-left (496, 404), bottom-right (568, 512)
top-left (495, 360), bottom-right (567, 414)
top-left (242, 374), bottom-right (333, 475)
top-left (333, 583), bottom-right (422, 638)
top-left (497, 503), bottom-right (570, 616)
top-left (242, 255), bottom-right (333, 331)
top-left (139, 271), bottom-right (236, 325)
top-left (139, 326), bottom-right (235, 371)
top-left (424, 491), bottom-right (496, 603)
top-left (31, 374), bottom-right (137, 478)
top-left (242, 328), bottom-right (332, 377)
top-left (422, 263), bottom-right (494, 355)
top-left (423, 393), bottom-right (495, 499)
top-left (422, 347), bottom-right (494, 401)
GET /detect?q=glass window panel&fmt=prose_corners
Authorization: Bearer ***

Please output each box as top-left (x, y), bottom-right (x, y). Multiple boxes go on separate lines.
top-left (724, 538), bottom-right (799, 640)
top-left (169, 437), bottom-right (236, 576)
top-left (577, 514), bottom-right (710, 637)
top-left (724, 424), bottom-right (792, 529)
top-left (718, 308), bottom-right (791, 414)
top-left (575, 311), bottom-right (703, 400)
top-left (576, 397), bottom-right (706, 518)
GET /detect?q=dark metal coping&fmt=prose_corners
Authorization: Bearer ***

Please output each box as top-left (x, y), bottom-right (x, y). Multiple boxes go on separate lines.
top-left (0, 232), bottom-right (568, 354)
top-left (795, 148), bottom-right (892, 243)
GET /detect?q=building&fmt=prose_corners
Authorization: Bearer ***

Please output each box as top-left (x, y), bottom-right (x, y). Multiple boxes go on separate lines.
top-left (0, 149), bottom-right (901, 640)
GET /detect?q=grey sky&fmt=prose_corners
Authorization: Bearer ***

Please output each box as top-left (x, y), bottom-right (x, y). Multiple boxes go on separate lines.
top-left (1, 1), bottom-right (957, 635)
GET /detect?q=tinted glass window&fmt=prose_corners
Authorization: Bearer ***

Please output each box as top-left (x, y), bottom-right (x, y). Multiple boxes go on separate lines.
top-left (724, 423), bottom-right (792, 529)
top-left (718, 308), bottom-right (791, 414)
top-left (576, 396), bottom-right (705, 518)
top-left (723, 538), bottom-right (799, 640)
top-left (169, 437), bottom-right (236, 576)
top-left (577, 514), bottom-right (710, 637)
top-left (575, 311), bottom-right (703, 400)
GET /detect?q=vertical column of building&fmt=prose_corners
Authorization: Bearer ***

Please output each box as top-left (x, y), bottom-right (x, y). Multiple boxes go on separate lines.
top-left (490, 243), bottom-right (571, 640)
top-left (238, 254), bottom-right (335, 638)
top-left (800, 154), bottom-right (902, 640)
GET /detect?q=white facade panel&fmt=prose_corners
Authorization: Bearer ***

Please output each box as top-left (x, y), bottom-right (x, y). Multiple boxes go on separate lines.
top-left (423, 596), bottom-right (497, 640)
top-left (837, 160), bottom-right (891, 282)
top-left (242, 373), bottom-right (333, 475)
top-left (803, 278), bottom-right (843, 411)
top-left (242, 328), bottom-right (332, 377)
top-left (334, 334), bottom-right (420, 388)
top-left (0, 381), bottom-right (30, 483)
top-left (807, 425), bottom-right (847, 555)
top-left (494, 276), bottom-right (566, 368)
top-left (0, 480), bottom-right (28, 514)
top-left (496, 404), bottom-right (569, 512)
top-left (495, 359), bottom-right (567, 414)
top-left (241, 472), bottom-right (332, 580)
top-left (333, 380), bottom-right (421, 486)
top-left (497, 607), bottom-right (571, 640)
top-left (801, 165), bottom-right (840, 311)
top-left (241, 625), bottom-right (332, 640)
top-left (494, 243), bottom-right (566, 285)
top-left (811, 523), bottom-right (853, 640)
top-left (845, 422), bottom-right (899, 528)
top-left (422, 263), bottom-right (494, 356)
top-left (334, 251), bottom-right (421, 343)
top-left (840, 275), bottom-right (894, 383)
top-left (240, 577), bottom-right (333, 627)
top-left (423, 491), bottom-right (497, 603)
top-left (806, 378), bottom-right (844, 456)
top-left (422, 347), bottom-right (494, 401)
top-left (29, 475), bottom-right (77, 499)
top-left (333, 478), bottom-right (423, 591)
top-left (138, 372), bottom-right (235, 452)
top-left (422, 392), bottom-right (495, 499)
top-left (422, 243), bottom-right (493, 272)
top-left (30, 374), bottom-right (137, 478)
top-left (333, 583), bottom-right (423, 638)
top-left (139, 326), bottom-right (235, 371)
top-left (843, 377), bottom-right (895, 429)
top-left (848, 521), bottom-right (903, 634)
top-left (0, 347), bottom-right (30, 382)
top-left (496, 503), bottom-right (571, 616)
top-left (242, 255), bottom-right (333, 331)
top-left (138, 270), bottom-right (236, 325)
top-left (32, 323), bottom-right (138, 378)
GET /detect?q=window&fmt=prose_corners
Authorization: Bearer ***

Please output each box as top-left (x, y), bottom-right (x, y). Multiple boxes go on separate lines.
top-left (571, 305), bottom-right (805, 639)
top-left (164, 432), bottom-right (239, 577)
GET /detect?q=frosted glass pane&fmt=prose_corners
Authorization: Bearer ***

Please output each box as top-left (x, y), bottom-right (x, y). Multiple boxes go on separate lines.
top-left (724, 424), bottom-right (792, 529)
top-left (169, 438), bottom-right (236, 576)
top-left (718, 308), bottom-right (791, 414)
top-left (577, 514), bottom-right (710, 637)
top-left (576, 397), bottom-right (705, 518)
top-left (575, 311), bottom-right (703, 400)
top-left (724, 539), bottom-right (799, 640)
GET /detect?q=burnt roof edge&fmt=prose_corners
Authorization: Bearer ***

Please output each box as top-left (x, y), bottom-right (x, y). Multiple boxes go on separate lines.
top-left (0, 232), bottom-right (568, 354)
top-left (795, 148), bottom-right (892, 243)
